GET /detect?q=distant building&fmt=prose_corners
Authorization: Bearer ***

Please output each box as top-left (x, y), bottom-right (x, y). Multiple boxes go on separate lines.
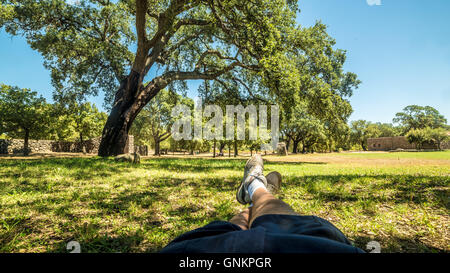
top-left (367, 136), bottom-right (449, 151)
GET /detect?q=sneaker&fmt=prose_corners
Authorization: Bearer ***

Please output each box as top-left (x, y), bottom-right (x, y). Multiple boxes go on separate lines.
top-left (266, 171), bottom-right (282, 194)
top-left (236, 154), bottom-right (268, 204)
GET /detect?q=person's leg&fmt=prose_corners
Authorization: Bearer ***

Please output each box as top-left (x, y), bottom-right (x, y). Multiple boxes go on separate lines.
top-left (236, 154), bottom-right (298, 227)
top-left (248, 187), bottom-right (298, 227)
top-left (229, 208), bottom-right (250, 230)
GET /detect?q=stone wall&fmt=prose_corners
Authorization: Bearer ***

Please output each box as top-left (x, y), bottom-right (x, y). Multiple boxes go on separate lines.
top-left (51, 137), bottom-right (102, 154)
top-left (441, 140), bottom-right (450, 150)
top-left (0, 139), bottom-right (54, 154)
top-left (367, 136), bottom-right (447, 151)
top-left (126, 135), bottom-right (135, 154)
top-left (0, 135), bottom-right (134, 155)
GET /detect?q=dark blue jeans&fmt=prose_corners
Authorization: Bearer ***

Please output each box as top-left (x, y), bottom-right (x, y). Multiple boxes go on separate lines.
top-left (160, 214), bottom-right (365, 253)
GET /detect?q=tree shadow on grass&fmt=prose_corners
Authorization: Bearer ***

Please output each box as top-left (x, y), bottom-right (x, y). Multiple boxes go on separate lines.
top-left (89, 189), bottom-right (164, 214)
top-left (285, 174), bottom-right (449, 210)
top-left (2, 157), bottom-right (447, 252)
top-left (140, 157), bottom-right (327, 173)
top-left (0, 157), bottom-right (130, 180)
top-left (141, 157), bottom-right (245, 172)
top-left (265, 160), bottom-right (327, 166)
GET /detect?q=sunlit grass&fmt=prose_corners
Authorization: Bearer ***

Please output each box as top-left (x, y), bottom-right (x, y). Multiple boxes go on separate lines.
top-left (0, 152), bottom-right (448, 253)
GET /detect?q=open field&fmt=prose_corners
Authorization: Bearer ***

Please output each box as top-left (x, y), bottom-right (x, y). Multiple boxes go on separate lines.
top-left (0, 151), bottom-right (449, 252)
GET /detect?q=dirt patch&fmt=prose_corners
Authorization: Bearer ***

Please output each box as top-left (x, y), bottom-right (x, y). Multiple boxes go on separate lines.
top-left (263, 153), bottom-right (450, 167)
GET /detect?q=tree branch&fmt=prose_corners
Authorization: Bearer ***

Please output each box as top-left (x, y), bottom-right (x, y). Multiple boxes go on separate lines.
top-left (133, 0), bottom-right (150, 72)
top-left (231, 77), bottom-right (269, 103)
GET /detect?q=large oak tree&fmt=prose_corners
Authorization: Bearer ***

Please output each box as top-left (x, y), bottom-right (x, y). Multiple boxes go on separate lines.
top-left (1, 0), bottom-right (359, 156)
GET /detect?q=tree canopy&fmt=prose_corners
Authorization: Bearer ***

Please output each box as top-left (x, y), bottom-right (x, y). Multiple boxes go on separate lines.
top-left (1, 0), bottom-right (361, 155)
top-left (0, 84), bottom-right (52, 154)
top-left (393, 105), bottom-right (447, 134)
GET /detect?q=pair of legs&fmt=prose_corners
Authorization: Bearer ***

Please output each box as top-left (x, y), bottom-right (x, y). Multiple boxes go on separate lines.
top-left (229, 187), bottom-right (298, 230)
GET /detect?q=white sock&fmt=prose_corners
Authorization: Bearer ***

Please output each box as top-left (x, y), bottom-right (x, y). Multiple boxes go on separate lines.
top-left (247, 179), bottom-right (267, 201)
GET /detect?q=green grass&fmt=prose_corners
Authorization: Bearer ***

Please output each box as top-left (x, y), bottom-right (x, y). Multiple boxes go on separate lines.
top-left (0, 152), bottom-right (449, 253)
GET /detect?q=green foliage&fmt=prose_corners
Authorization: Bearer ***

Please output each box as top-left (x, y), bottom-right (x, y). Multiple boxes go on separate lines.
top-left (427, 128), bottom-right (450, 150)
top-left (72, 102), bottom-right (107, 142)
top-left (350, 120), bottom-right (401, 151)
top-left (0, 84), bottom-right (54, 154)
top-left (0, 84), bottom-right (106, 144)
top-left (406, 128), bottom-right (431, 150)
top-left (373, 122), bottom-right (401, 137)
top-left (1, 0), bottom-right (359, 115)
top-left (130, 89), bottom-right (192, 154)
top-left (393, 105), bottom-right (447, 134)
top-left (51, 114), bottom-right (78, 141)
top-left (1, 0), bottom-right (134, 107)
top-left (0, 153), bottom-right (449, 252)
top-left (350, 120), bottom-right (372, 151)
top-left (51, 101), bottom-right (107, 142)
top-left (282, 102), bottom-right (327, 153)
top-left (407, 127), bottom-right (450, 150)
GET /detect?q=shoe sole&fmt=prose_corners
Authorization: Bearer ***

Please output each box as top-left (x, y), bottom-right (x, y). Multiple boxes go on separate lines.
top-left (266, 171), bottom-right (282, 194)
top-left (236, 155), bottom-right (263, 204)
top-left (236, 179), bottom-right (247, 204)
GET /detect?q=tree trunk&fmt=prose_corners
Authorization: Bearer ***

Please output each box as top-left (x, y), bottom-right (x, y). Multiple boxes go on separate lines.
top-left (219, 142), bottom-right (225, 155)
top-left (213, 139), bottom-right (216, 158)
top-left (79, 132), bottom-right (85, 154)
top-left (234, 140), bottom-right (238, 157)
top-left (292, 140), bottom-right (299, 154)
top-left (285, 139), bottom-right (290, 153)
top-left (23, 129), bottom-right (30, 156)
top-left (228, 145), bottom-right (231, 157)
top-left (154, 137), bottom-right (160, 156)
top-left (361, 141), bottom-right (367, 151)
top-left (98, 71), bottom-right (158, 156)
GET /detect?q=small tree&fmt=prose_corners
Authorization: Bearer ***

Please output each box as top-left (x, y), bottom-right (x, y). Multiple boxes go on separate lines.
top-left (282, 102), bottom-right (327, 154)
top-left (406, 128), bottom-right (431, 150)
top-left (427, 128), bottom-right (449, 150)
top-left (350, 120), bottom-right (370, 151)
top-left (52, 100), bottom-right (107, 150)
top-left (72, 102), bottom-right (107, 144)
top-left (0, 84), bottom-right (51, 155)
top-left (130, 90), bottom-right (189, 155)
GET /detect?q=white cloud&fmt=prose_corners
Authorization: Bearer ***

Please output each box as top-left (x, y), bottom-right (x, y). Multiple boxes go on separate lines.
top-left (366, 0), bottom-right (382, 6)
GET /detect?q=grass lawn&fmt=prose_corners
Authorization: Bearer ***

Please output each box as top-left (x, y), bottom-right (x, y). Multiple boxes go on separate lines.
top-left (0, 151), bottom-right (449, 253)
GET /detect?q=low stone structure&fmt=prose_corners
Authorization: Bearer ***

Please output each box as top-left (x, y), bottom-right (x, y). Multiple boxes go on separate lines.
top-left (0, 139), bottom-right (54, 154)
top-left (0, 135), bottom-right (135, 155)
top-left (367, 136), bottom-right (448, 151)
top-left (114, 152), bottom-right (140, 164)
top-left (51, 137), bottom-right (102, 154)
top-left (276, 142), bottom-right (288, 156)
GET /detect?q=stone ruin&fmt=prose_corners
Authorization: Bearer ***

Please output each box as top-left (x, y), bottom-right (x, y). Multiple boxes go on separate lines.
top-left (0, 135), bottom-right (135, 155)
top-left (367, 136), bottom-right (449, 151)
top-left (276, 142), bottom-right (288, 156)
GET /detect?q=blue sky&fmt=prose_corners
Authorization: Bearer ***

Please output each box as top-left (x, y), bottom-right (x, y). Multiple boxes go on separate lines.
top-left (0, 0), bottom-right (449, 123)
